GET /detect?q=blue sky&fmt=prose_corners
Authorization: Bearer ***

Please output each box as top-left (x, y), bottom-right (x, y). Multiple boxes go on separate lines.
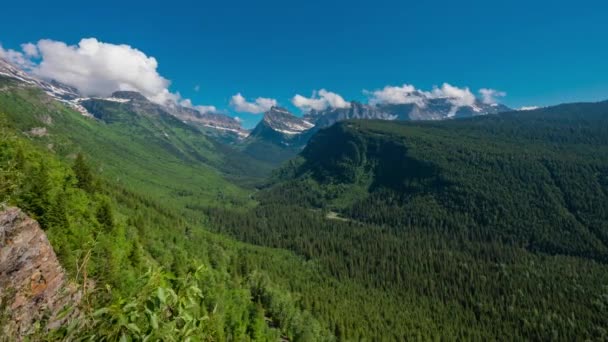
top-left (1, 0), bottom-right (607, 128)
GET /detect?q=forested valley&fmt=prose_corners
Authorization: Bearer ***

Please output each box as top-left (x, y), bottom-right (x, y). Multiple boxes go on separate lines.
top-left (1, 73), bottom-right (608, 340)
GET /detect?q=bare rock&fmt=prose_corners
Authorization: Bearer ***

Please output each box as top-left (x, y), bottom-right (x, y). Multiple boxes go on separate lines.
top-left (24, 127), bottom-right (48, 137)
top-left (0, 207), bottom-right (80, 339)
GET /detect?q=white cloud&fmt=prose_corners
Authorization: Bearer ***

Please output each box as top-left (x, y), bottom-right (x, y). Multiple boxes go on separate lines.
top-left (365, 84), bottom-right (426, 106)
top-left (519, 106), bottom-right (539, 111)
top-left (0, 44), bottom-right (34, 69)
top-left (479, 88), bottom-right (506, 104)
top-left (2, 37), bottom-right (218, 112)
top-left (179, 99), bottom-right (193, 107)
top-left (292, 89), bottom-right (350, 112)
top-left (432, 83), bottom-right (476, 107)
top-left (292, 94), bottom-right (325, 111)
top-left (366, 82), bottom-right (477, 108)
top-left (179, 98), bottom-right (217, 114)
top-left (29, 38), bottom-right (178, 104)
top-left (230, 93), bottom-right (277, 114)
top-left (367, 82), bottom-right (489, 117)
top-left (21, 43), bottom-right (39, 57)
top-left (195, 105), bottom-right (217, 114)
top-left (431, 83), bottom-right (477, 117)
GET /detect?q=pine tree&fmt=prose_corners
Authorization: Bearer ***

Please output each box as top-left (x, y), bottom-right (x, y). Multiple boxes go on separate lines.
top-left (73, 153), bottom-right (95, 193)
top-left (96, 198), bottom-right (114, 232)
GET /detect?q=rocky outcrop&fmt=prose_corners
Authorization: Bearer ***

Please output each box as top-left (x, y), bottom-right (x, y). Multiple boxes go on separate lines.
top-left (305, 101), bottom-right (396, 129)
top-left (0, 207), bottom-right (80, 339)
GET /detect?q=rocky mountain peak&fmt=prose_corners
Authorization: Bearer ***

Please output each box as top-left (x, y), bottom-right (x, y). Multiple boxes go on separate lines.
top-left (110, 90), bottom-right (149, 101)
top-left (262, 107), bottom-right (314, 134)
top-left (305, 101), bottom-right (396, 129)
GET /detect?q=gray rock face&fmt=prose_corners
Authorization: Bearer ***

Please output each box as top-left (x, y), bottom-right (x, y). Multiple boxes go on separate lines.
top-left (165, 104), bottom-right (248, 139)
top-left (261, 107), bottom-right (315, 134)
top-left (111, 90), bottom-right (149, 101)
top-left (0, 207), bottom-right (81, 339)
top-left (0, 58), bottom-right (81, 101)
top-left (377, 98), bottom-right (511, 121)
top-left (305, 102), bottom-right (396, 129)
top-left (305, 99), bottom-right (512, 128)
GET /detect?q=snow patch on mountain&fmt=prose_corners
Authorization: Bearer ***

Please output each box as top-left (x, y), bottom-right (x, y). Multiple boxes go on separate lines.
top-left (0, 57), bottom-right (92, 116)
top-left (262, 107), bottom-right (315, 134)
top-left (203, 124), bottom-right (250, 138)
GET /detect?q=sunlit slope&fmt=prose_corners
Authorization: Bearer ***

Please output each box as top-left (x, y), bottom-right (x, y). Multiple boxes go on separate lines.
top-left (0, 77), bottom-right (255, 209)
top-left (267, 101), bottom-right (608, 261)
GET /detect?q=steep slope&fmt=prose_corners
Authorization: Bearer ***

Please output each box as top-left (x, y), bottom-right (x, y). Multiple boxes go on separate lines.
top-left (376, 97), bottom-right (511, 120)
top-left (243, 99), bottom-right (512, 165)
top-left (164, 104), bottom-right (249, 143)
top-left (304, 101), bottom-right (396, 129)
top-left (201, 101), bottom-right (608, 340)
top-left (268, 101), bottom-right (608, 260)
top-left (241, 106), bottom-right (315, 164)
top-left (1, 57), bottom-right (250, 147)
top-left (305, 98), bottom-right (511, 129)
top-left (0, 111), bottom-right (332, 341)
top-left (202, 101), bottom-right (608, 340)
top-left (85, 90), bottom-right (273, 182)
top-left (0, 74), bottom-right (262, 209)
top-left (0, 207), bottom-right (81, 339)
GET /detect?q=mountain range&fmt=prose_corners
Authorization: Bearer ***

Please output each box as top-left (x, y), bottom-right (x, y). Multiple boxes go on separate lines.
top-left (1, 57), bottom-right (512, 165)
top-left (3, 54), bottom-right (607, 341)
top-left (242, 99), bottom-right (511, 163)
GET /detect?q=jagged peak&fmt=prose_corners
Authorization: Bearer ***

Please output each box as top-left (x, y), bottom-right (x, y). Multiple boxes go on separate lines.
top-left (111, 90), bottom-right (148, 101)
top-left (268, 106), bottom-right (292, 114)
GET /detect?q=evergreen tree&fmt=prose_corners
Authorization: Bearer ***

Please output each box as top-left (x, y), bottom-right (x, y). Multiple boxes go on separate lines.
top-left (73, 153), bottom-right (95, 193)
top-left (96, 198), bottom-right (114, 232)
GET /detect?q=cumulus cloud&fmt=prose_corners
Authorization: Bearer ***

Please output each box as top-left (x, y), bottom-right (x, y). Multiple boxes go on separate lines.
top-left (479, 88), bottom-right (506, 104)
top-left (367, 82), bottom-right (501, 108)
top-left (195, 105), bottom-right (217, 114)
top-left (365, 84), bottom-right (426, 106)
top-left (21, 43), bottom-right (39, 57)
top-left (367, 83), bottom-right (490, 117)
top-left (0, 44), bottom-right (34, 69)
top-left (291, 89), bottom-right (350, 112)
top-left (367, 83), bottom-right (477, 108)
top-left (431, 83), bottom-right (476, 108)
top-left (29, 38), bottom-right (178, 103)
top-left (179, 98), bottom-right (217, 114)
top-left (1, 38), bottom-right (219, 112)
top-left (230, 93), bottom-right (277, 114)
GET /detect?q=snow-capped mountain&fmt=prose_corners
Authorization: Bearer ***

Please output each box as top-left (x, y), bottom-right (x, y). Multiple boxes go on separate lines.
top-left (244, 99), bottom-right (512, 164)
top-left (259, 106), bottom-right (314, 135)
top-left (165, 103), bottom-right (248, 140)
top-left (0, 58), bottom-right (246, 139)
top-left (0, 58), bottom-right (80, 101)
top-left (0, 57), bottom-right (91, 115)
top-left (376, 98), bottom-right (511, 121)
top-left (242, 107), bottom-right (316, 164)
top-left (248, 106), bottom-right (315, 143)
top-left (304, 102), bottom-right (396, 129)
top-left (2, 56), bottom-right (512, 154)
top-left (304, 98), bottom-right (512, 129)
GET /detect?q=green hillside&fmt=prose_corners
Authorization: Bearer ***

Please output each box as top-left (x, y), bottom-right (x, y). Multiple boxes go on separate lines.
top-left (204, 102), bottom-right (608, 340)
top-left (266, 103), bottom-right (608, 261)
top-left (3, 69), bottom-right (608, 340)
top-left (0, 80), bottom-right (337, 340)
top-left (0, 77), bottom-right (268, 210)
